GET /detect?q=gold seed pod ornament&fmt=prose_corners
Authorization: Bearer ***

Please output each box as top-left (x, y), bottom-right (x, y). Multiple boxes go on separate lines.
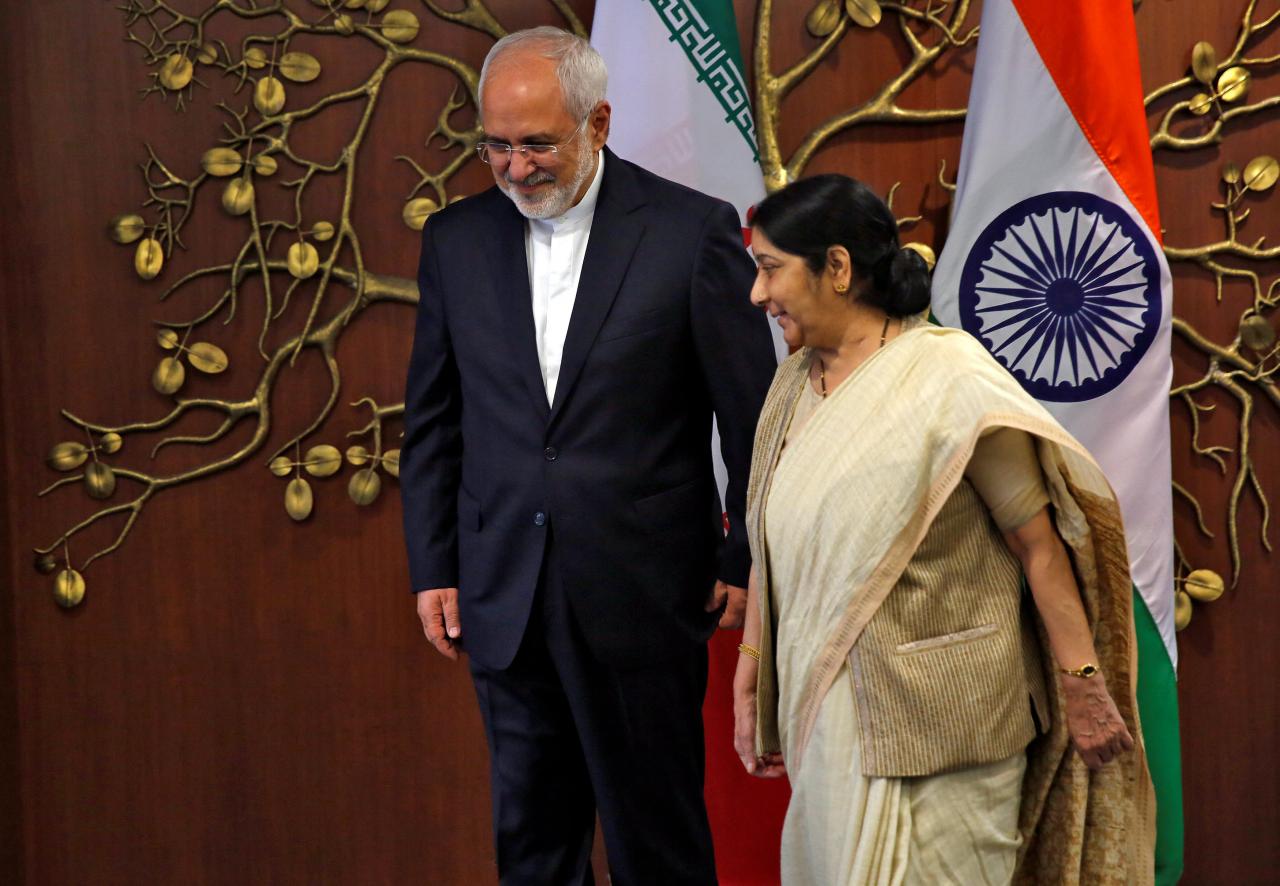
top-left (254, 77), bottom-right (287, 116)
top-left (1174, 590), bottom-right (1193, 631)
top-left (1184, 569), bottom-right (1225, 603)
top-left (1216, 66), bottom-right (1250, 103)
top-left (1240, 315), bottom-right (1275, 351)
top-left (279, 52), bottom-right (321, 83)
top-left (252, 154), bottom-right (278, 177)
top-left (84, 462), bottom-right (117, 500)
top-left (1188, 93), bottom-right (1213, 116)
top-left (846, 0), bottom-right (883, 28)
top-left (201, 147), bottom-right (243, 177)
top-left (1221, 162), bottom-right (1241, 185)
top-left (135, 238), bottom-right (164, 279)
top-left (54, 568), bottom-right (86, 608)
top-left (805, 0), bottom-right (842, 37)
top-left (196, 43), bottom-right (218, 65)
top-left (244, 47), bottom-right (268, 69)
top-left (383, 449), bottom-right (401, 479)
top-left (402, 197), bottom-right (438, 231)
top-left (269, 456), bottom-right (294, 477)
top-left (311, 221), bottom-right (335, 242)
top-left (1243, 155), bottom-right (1278, 192)
top-left (285, 477), bottom-right (314, 521)
top-left (287, 241), bottom-right (320, 279)
top-left (349, 468), bottom-right (382, 506)
top-left (304, 445), bottom-right (342, 477)
top-left (153, 357), bottom-right (186, 395)
top-left (47, 442), bottom-right (89, 472)
top-left (156, 328), bottom-right (180, 350)
top-left (1190, 41), bottom-right (1217, 85)
top-left (346, 445), bottom-right (370, 467)
top-left (158, 54), bottom-right (194, 91)
top-left (187, 342), bottom-right (229, 374)
top-left (222, 178), bottom-right (255, 216)
top-left (109, 213), bottom-right (146, 244)
top-left (381, 10), bottom-right (420, 43)
top-left (34, 552), bottom-right (59, 575)
top-left (100, 432), bottom-right (123, 455)
top-left (335, 14), bottom-right (355, 35)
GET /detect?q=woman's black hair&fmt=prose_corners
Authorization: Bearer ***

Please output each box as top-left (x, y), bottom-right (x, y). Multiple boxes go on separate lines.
top-left (751, 173), bottom-right (931, 318)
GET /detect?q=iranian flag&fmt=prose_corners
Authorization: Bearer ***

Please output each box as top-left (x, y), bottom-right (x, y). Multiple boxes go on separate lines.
top-left (592, 3), bottom-right (788, 884)
top-left (930, 1), bottom-right (1183, 882)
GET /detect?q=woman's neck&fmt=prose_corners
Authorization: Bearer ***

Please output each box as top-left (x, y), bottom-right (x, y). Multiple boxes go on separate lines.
top-left (811, 305), bottom-right (895, 372)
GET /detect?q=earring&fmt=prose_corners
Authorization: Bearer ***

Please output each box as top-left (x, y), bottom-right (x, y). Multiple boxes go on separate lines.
top-left (834, 282), bottom-right (848, 293)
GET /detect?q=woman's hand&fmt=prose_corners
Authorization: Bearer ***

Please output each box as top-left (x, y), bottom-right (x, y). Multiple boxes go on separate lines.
top-left (733, 652), bottom-right (786, 778)
top-left (1061, 672), bottom-right (1135, 770)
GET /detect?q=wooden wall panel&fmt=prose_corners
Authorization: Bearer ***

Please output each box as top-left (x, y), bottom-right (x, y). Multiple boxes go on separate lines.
top-left (2, 1), bottom-right (1276, 884)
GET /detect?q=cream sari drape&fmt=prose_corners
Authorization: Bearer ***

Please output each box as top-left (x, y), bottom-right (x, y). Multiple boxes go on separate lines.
top-left (746, 321), bottom-right (1155, 885)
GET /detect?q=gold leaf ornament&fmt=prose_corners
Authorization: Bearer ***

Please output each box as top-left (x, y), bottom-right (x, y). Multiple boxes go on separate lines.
top-left (222, 177), bottom-right (255, 216)
top-left (311, 221), bottom-right (335, 241)
top-left (84, 462), bottom-right (117, 500)
top-left (304, 445), bottom-right (343, 477)
top-left (1188, 93), bottom-right (1213, 116)
top-left (47, 442), bottom-right (89, 472)
top-left (1216, 66), bottom-right (1250, 103)
top-left (1222, 162), bottom-right (1241, 185)
top-left (335, 14), bottom-right (355, 35)
top-left (402, 197), bottom-right (439, 230)
top-left (54, 568), bottom-right (86, 609)
top-left (153, 357), bottom-right (186, 395)
top-left (287, 241), bottom-right (321, 279)
top-left (348, 468), bottom-right (382, 505)
top-left (99, 432), bottom-right (123, 455)
top-left (134, 238), bottom-right (164, 280)
top-left (1174, 589), bottom-right (1193, 630)
top-left (109, 213), bottom-right (146, 244)
top-left (156, 328), bottom-right (180, 350)
top-left (346, 445), bottom-right (370, 467)
top-left (1190, 41), bottom-right (1217, 86)
top-left (1243, 155), bottom-right (1279, 192)
top-left (383, 449), bottom-right (400, 478)
top-left (845, 0), bottom-right (882, 28)
top-left (806, 0), bottom-right (842, 37)
top-left (254, 77), bottom-right (287, 115)
top-left (187, 342), bottom-right (229, 374)
top-left (285, 477), bottom-right (314, 521)
top-left (201, 147), bottom-right (244, 177)
top-left (252, 154), bottom-right (278, 176)
top-left (196, 43), bottom-right (218, 65)
top-left (1184, 569), bottom-right (1225, 603)
top-left (279, 51), bottom-right (322, 83)
top-left (381, 10), bottom-right (421, 43)
top-left (158, 54), bottom-right (194, 91)
top-left (1240, 314), bottom-right (1276, 351)
top-left (244, 47), bottom-right (268, 69)
top-left (269, 455), bottom-right (294, 477)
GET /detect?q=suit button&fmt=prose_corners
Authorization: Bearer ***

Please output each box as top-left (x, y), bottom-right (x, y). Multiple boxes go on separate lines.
top-left (533, 511), bottom-right (547, 526)
top-left (544, 447), bottom-right (558, 461)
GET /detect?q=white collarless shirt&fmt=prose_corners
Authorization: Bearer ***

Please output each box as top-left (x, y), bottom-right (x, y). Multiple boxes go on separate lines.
top-left (525, 151), bottom-right (605, 405)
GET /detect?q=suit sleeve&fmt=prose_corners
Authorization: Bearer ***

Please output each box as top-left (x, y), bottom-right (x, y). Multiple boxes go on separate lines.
top-left (689, 200), bottom-right (778, 588)
top-left (400, 218), bottom-right (462, 592)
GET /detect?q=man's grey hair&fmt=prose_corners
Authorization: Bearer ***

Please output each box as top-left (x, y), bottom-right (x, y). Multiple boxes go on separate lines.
top-left (478, 26), bottom-right (608, 122)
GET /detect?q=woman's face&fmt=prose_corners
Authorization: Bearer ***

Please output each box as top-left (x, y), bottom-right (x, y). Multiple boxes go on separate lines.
top-left (749, 228), bottom-right (845, 350)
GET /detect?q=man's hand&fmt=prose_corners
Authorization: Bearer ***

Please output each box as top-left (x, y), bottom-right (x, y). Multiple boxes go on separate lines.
top-left (417, 587), bottom-right (462, 661)
top-left (705, 580), bottom-right (748, 629)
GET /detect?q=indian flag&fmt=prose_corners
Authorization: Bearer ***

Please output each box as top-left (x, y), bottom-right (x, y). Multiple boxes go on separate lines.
top-left (592, 3), bottom-right (788, 883)
top-left (930, 1), bottom-right (1183, 882)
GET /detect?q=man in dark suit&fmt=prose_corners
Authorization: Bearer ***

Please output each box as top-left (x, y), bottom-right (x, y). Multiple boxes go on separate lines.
top-left (401, 26), bottom-right (776, 885)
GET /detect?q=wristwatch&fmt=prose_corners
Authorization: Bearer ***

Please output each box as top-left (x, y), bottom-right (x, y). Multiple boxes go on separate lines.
top-left (1059, 662), bottom-right (1100, 678)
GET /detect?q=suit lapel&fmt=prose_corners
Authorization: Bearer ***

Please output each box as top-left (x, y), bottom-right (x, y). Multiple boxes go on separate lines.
top-left (549, 150), bottom-right (647, 424)
top-left (486, 191), bottom-right (551, 422)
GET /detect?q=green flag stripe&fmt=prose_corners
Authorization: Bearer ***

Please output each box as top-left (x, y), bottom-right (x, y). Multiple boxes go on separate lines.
top-left (645, 0), bottom-right (760, 160)
top-left (1134, 586), bottom-right (1184, 886)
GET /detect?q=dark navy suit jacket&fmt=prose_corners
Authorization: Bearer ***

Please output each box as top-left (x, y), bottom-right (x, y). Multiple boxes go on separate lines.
top-left (400, 149), bottom-right (777, 670)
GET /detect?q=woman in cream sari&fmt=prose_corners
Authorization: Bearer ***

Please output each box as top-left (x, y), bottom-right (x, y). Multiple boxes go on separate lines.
top-left (732, 175), bottom-right (1155, 885)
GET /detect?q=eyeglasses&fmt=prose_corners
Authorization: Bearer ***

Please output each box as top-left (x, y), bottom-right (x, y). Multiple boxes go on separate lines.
top-left (476, 116), bottom-right (590, 166)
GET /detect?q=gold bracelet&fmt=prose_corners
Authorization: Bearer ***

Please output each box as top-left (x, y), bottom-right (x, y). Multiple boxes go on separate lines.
top-left (738, 643), bottom-right (761, 661)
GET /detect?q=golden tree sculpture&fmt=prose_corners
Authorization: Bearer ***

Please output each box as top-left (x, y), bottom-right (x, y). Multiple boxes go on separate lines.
top-left (1143, 0), bottom-right (1279, 627)
top-left (33, 0), bottom-right (586, 607)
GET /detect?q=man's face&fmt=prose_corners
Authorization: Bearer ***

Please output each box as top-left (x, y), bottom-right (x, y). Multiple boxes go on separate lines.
top-left (480, 53), bottom-right (609, 219)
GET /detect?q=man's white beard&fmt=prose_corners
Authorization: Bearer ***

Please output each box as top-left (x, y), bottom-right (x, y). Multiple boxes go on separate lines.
top-left (501, 140), bottom-right (596, 220)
